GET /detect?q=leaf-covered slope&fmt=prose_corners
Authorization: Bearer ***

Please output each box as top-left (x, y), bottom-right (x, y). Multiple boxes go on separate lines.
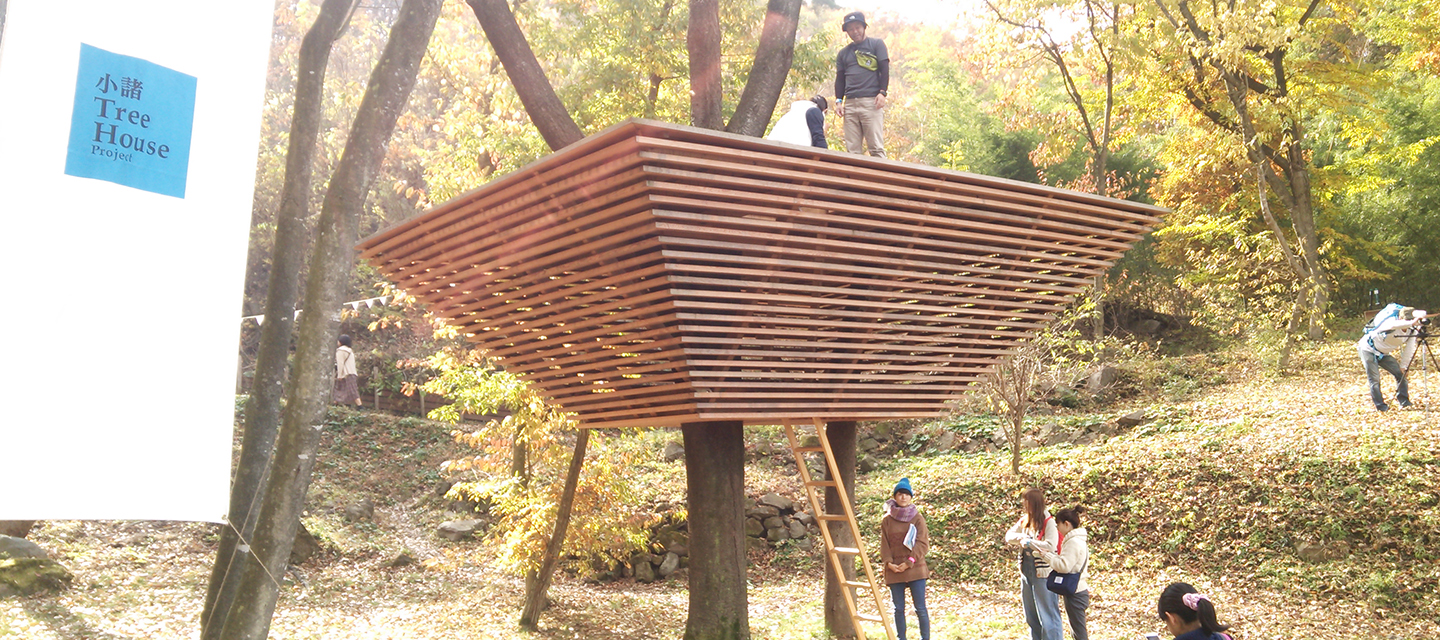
top-left (856, 341), bottom-right (1440, 625)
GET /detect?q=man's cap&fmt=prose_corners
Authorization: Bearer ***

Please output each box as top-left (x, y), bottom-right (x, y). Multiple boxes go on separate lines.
top-left (842, 11), bottom-right (866, 30)
top-left (811, 95), bottom-right (829, 111)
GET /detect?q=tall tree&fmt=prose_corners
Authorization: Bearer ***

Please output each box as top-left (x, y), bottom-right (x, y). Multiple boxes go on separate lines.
top-left (216, 0), bottom-right (443, 637)
top-left (984, 0), bottom-right (1122, 195)
top-left (984, 0), bottom-right (1126, 337)
top-left (201, 4), bottom-right (358, 638)
top-left (1143, 0), bottom-right (1333, 341)
top-left (682, 421), bottom-right (749, 640)
top-left (725, 0), bottom-right (803, 136)
top-left (465, 0), bottom-right (584, 148)
top-left (689, 0), bottom-right (724, 128)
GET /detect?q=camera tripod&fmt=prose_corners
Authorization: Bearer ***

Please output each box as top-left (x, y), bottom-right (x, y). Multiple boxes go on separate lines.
top-left (1401, 325), bottom-right (1440, 416)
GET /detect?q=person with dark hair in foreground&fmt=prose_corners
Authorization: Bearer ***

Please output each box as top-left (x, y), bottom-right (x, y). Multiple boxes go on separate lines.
top-left (1156, 582), bottom-right (1233, 640)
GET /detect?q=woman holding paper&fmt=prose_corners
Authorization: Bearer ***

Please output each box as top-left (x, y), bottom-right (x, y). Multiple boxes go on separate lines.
top-left (880, 477), bottom-right (930, 640)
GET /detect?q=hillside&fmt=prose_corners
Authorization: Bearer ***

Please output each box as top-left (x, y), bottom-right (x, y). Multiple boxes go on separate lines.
top-left (2, 341), bottom-right (1438, 639)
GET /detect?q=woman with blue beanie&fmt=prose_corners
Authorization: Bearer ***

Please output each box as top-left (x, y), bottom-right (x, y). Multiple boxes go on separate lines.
top-left (880, 477), bottom-right (930, 640)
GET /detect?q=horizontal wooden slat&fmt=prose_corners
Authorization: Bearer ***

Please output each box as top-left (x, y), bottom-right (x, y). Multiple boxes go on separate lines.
top-left (645, 189), bottom-right (1129, 262)
top-left (634, 147), bottom-right (1156, 232)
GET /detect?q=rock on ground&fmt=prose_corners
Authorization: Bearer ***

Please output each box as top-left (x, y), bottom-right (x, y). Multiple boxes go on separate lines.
top-left (0, 557), bottom-right (72, 598)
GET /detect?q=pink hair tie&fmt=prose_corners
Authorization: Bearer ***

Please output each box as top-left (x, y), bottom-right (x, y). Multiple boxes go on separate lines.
top-left (1182, 593), bottom-right (1208, 610)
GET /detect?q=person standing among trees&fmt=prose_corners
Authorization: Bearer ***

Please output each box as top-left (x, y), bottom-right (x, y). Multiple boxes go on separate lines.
top-left (1005, 487), bottom-right (1062, 640)
top-left (334, 334), bottom-right (361, 407)
top-left (833, 11), bottom-right (888, 158)
top-left (880, 477), bottom-right (930, 640)
top-left (1028, 507), bottom-right (1091, 640)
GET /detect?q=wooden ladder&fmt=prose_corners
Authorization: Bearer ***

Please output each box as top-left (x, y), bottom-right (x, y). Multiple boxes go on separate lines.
top-left (783, 418), bottom-right (897, 640)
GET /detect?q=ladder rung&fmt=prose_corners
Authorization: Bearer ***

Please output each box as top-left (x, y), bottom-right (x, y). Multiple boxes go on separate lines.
top-left (843, 579), bottom-right (871, 588)
top-left (806, 480), bottom-right (838, 487)
top-left (831, 546), bottom-right (861, 555)
top-left (793, 445), bottom-right (825, 453)
top-left (857, 613), bottom-right (883, 622)
top-left (816, 513), bottom-right (848, 521)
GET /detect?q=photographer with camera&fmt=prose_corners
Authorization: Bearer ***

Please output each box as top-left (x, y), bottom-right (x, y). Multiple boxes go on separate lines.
top-left (1357, 305), bottom-right (1428, 411)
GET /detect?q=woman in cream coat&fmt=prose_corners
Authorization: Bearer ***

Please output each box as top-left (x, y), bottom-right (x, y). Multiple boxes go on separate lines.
top-left (1029, 507), bottom-right (1090, 640)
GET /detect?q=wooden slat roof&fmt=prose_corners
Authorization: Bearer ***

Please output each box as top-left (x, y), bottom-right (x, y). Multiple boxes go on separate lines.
top-left (358, 119), bottom-right (1165, 429)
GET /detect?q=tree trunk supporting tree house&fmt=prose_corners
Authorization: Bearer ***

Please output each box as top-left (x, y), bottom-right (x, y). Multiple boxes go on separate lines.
top-left (821, 420), bottom-right (858, 638)
top-left (683, 421), bottom-right (749, 640)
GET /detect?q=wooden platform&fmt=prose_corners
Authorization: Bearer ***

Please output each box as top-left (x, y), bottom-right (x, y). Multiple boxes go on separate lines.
top-left (357, 120), bottom-right (1164, 428)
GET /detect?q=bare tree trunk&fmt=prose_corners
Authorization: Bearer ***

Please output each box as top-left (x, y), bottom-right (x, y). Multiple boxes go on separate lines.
top-left (688, 0), bottom-right (723, 129)
top-left (989, 347), bottom-right (1040, 476)
top-left (1010, 414), bottom-right (1024, 476)
top-left (201, 4), bottom-right (356, 638)
top-left (725, 0), bottom-right (802, 137)
top-left (1092, 273), bottom-right (1106, 339)
top-left (645, 73), bottom-right (663, 119)
top-left (822, 421), bottom-right (857, 639)
top-left (466, 0), bottom-right (583, 150)
top-left (1279, 285), bottom-right (1307, 371)
top-left (519, 429), bottom-right (591, 629)
top-left (512, 422), bottom-right (529, 490)
top-left (1285, 137), bottom-right (1328, 339)
top-left (216, 2), bottom-right (442, 638)
top-left (682, 420), bottom-right (748, 640)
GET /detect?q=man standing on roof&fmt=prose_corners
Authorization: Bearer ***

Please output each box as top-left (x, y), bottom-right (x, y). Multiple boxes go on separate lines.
top-left (834, 11), bottom-right (889, 158)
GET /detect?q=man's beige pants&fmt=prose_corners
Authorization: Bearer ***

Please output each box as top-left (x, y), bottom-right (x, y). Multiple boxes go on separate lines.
top-left (843, 96), bottom-right (886, 158)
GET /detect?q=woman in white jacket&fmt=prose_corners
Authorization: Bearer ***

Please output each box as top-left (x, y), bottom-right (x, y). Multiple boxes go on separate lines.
top-left (1029, 507), bottom-right (1090, 640)
top-left (1005, 488), bottom-right (1062, 640)
top-left (765, 96), bottom-right (829, 148)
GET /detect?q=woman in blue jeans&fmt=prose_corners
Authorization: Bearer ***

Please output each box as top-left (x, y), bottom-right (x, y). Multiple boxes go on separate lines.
top-left (879, 478), bottom-right (929, 640)
top-left (1005, 487), bottom-right (1062, 640)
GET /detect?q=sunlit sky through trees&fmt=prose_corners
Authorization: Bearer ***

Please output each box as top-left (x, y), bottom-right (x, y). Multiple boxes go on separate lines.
top-left (842, 0), bottom-right (1081, 42)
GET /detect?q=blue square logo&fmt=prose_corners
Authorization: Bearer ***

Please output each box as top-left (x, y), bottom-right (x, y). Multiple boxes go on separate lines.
top-left (65, 44), bottom-right (197, 198)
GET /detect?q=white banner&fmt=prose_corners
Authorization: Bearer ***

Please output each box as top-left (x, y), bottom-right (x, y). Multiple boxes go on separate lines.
top-left (0, 0), bottom-right (274, 522)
